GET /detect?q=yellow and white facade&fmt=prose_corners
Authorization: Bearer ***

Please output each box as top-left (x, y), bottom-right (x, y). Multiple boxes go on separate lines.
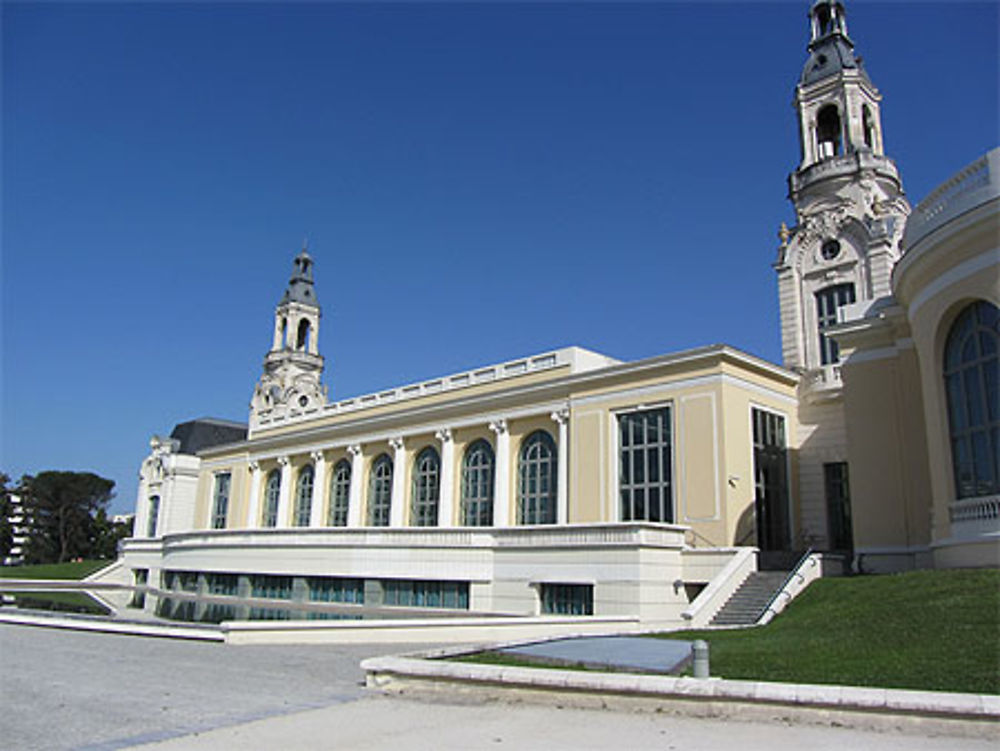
top-left (122, 334), bottom-right (801, 626)
top-left (116, 1), bottom-right (998, 627)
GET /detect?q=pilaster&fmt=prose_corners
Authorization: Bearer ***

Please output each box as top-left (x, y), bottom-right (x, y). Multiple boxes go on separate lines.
top-left (489, 419), bottom-right (510, 527)
top-left (551, 409), bottom-right (570, 524)
top-left (389, 437), bottom-right (406, 527)
top-left (436, 429), bottom-right (455, 527)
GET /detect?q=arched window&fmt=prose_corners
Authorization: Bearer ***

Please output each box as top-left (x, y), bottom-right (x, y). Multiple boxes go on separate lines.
top-left (147, 495), bottom-right (160, 537)
top-left (294, 465), bottom-right (314, 527)
top-left (411, 447), bottom-right (440, 526)
top-left (263, 470), bottom-right (281, 527)
top-left (296, 319), bottom-right (311, 351)
top-left (518, 430), bottom-right (557, 525)
top-left (212, 472), bottom-right (231, 530)
top-left (368, 454), bottom-right (393, 527)
top-left (944, 301), bottom-right (999, 499)
top-left (862, 105), bottom-right (875, 149)
top-left (816, 105), bottom-right (842, 159)
top-left (329, 459), bottom-right (351, 527)
top-left (461, 440), bottom-right (494, 526)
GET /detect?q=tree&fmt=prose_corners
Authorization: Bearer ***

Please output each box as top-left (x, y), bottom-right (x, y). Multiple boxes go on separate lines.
top-left (0, 473), bottom-right (13, 562)
top-left (20, 471), bottom-right (115, 564)
top-left (92, 508), bottom-right (133, 559)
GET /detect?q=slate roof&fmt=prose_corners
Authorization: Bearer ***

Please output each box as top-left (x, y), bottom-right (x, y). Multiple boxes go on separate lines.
top-left (170, 418), bottom-right (248, 455)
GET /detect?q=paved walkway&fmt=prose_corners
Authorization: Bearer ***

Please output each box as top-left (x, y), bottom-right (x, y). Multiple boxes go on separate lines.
top-left (0, 623), bottom-right (429, 751)
top-left (130, 694), bottom-right (997, 750)
top-left (2, 624), bottom-right (995, 750)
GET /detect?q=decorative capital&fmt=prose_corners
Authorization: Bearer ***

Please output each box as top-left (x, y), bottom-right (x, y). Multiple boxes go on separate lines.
top-left (435, 428), bottom-right (453, 444)
top-left (488, 418), bottom-right (508, 435)
top-left (347, 444), bottom-right (363, 458)
top-left (277, 455), bottom-right (290, 467)
top-left (248, 460), bottom-right (260, 472)
top-left (550, 409), bottom-right (569, 425)
top-left (310, 450), bottom-right (324, 463)
top-left (388, 437), bottom-right (405, 452)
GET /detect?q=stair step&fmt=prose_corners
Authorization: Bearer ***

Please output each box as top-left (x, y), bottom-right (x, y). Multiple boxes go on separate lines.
top-left (709, 570), bottom-right (791, 626)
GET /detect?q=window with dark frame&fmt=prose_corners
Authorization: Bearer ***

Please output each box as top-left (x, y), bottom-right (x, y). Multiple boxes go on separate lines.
top-left (368, 454), bottom-right (393, 527)
top-left (824, 462), bottom-right (853, 551)
top-left (212, 473), bottom-right (231, 530)
top-left (944, 300), bottom-right (1000, 499)
top-left (461, 440), bottom-right (494, 526)
top-left (410, 447), bottom-right (441, 527)
top-left (540, 583), bottom-right (594, 615)
top-left (328, 459), bottom-right (351, 526)
top-left (816, 283), bottom-right (856, 365)
top-left (518, 431), bottom-right (557, 524)
top-left (294, 465), bottom-right (314, 527)
top-left (263, 470), bottom-right (281, 527)
top-left (618, 407), bottom-right (673, 523)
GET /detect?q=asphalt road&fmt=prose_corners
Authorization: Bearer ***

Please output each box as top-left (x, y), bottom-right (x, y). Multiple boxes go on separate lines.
top-left (1, 624), bottom-right (995, 751)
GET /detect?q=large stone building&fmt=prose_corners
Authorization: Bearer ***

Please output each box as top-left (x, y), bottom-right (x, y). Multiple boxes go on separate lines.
top-left (109, 1), bottom-right (998, 626)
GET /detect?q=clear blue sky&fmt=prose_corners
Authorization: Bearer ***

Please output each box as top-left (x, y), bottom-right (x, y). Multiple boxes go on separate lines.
top-left (2, 2), bottom-right (997, 514)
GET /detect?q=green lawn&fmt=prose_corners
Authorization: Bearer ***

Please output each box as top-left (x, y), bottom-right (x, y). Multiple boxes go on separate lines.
top-left (1, 591), bottom-right (111, 616)
top-left (0, 560), bottom-right (110, 580)
top-left (656, 569), bottom-right (999, 694)
top-left (452, 570), bottom-right (999, 695)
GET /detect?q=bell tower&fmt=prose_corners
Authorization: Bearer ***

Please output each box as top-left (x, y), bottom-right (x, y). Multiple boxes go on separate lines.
top-left (774, 1), bottom-right (909, 551)
top-left (776, 0), bottom-right (909, 382)
top-left (250, 247), bottom-right (327, 431)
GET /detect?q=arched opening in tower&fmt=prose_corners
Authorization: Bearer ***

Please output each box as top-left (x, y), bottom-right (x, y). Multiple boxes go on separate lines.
top-left (296, 319), bottom-right (311, 351)
top-left (816, 105), bottom-right (843, 159)
top-left (862, 105), bottom-right (875, 149)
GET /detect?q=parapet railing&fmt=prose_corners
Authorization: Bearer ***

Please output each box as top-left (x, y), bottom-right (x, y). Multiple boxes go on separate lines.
top-left (902, 148), bottom-right (999, 251)
top-left (254, 351), bottom-right (565, 428)
top-left (949, 496), bottom-right (1000, 523)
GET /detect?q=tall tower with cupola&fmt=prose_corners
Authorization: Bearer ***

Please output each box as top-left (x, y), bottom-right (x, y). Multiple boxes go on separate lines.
top-left (249, 248), bottom-right (327, 432)
top-left (774, 1), bottom-right (909, 552)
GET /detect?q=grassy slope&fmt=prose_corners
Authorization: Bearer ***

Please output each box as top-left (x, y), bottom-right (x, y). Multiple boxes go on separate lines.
top-left (0, 560), bottom-right (110, 580)
top-left (659, 569), bottom-right (999, 694)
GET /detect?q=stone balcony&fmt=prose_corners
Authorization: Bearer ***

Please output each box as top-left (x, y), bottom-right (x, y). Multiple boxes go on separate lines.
top-left (789, 151), bottom-right (902, 197)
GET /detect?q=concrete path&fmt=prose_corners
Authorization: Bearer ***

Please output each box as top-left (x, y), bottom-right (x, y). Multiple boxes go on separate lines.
top-left (2, 623), bottom-right (995, 751)
top-left (0, 623), bottom-right (430, 751)
top-left (129, 694), bottom-right (997, 750)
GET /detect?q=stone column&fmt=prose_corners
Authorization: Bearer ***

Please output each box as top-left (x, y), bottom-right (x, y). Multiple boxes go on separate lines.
top-left (347, 445), bottom-right (364, 527)
top-left (276, 456), bottom-right (292, 528)
top-left (310, 451), bottom-right (326, 528)
top-left (489, 419), bottom-right (510, 527)
top-left (551, 409), bottom-right (570, 524)
top-left (435, 428), bottom-right (455, 527)
top-left (389, 437), bottom-right (406, 527)
top-left (246, 461), bottom-right (261, 528)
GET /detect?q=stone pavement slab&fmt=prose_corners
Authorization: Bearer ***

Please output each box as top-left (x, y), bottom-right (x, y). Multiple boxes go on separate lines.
top-left (498, 635), bottom-right (692, 673)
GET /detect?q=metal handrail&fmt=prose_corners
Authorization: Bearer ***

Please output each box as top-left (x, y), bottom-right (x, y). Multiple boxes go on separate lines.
top-left (758, 547), bottom-right (814, 621)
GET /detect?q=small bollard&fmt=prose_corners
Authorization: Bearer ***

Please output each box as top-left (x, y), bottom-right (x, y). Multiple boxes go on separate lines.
top-left (692, 639), bottom-right (710, 678)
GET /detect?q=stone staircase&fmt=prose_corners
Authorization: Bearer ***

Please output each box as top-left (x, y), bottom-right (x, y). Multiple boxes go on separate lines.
top-left (710, 570), bottom-right (789, 626)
